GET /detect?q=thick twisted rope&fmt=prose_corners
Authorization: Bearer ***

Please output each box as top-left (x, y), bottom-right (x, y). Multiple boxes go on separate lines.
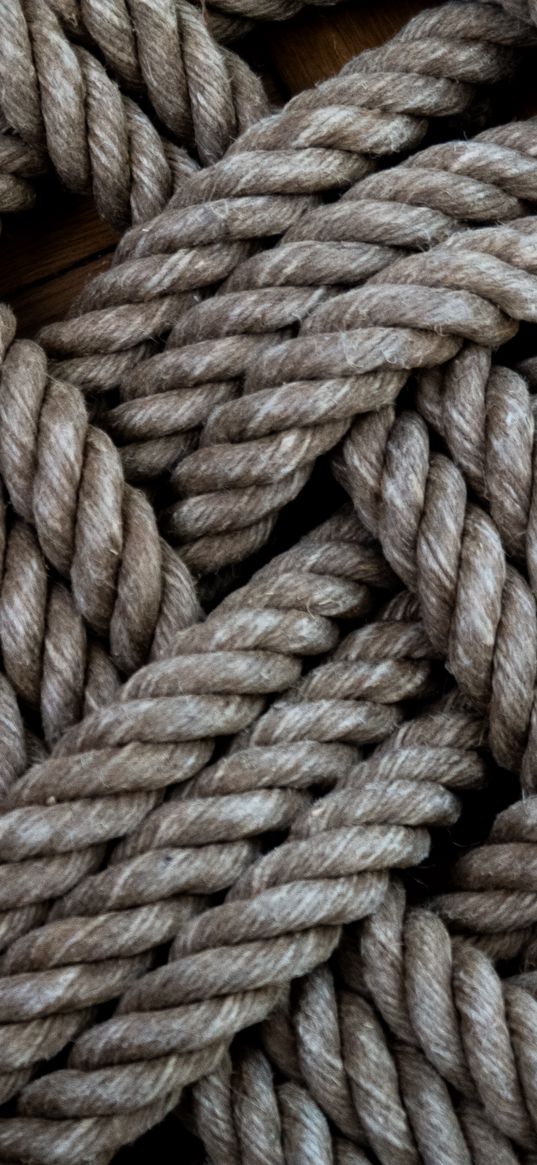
top-left (339, 396), bottom-right (537, 786)
top-left (38, 4), bottom-right (532, 408)
top-left (258, 888), bottom-right (537, 1162)
top-left (1, 9), bottom-right (510, 1118)
top-left (0, 306), bottom-right (200, 675)
top-left (124, 216), bottom-right (537, 574)
top-left (432, 793), bottom-right (537, 941)
top-left (0, 692), bottom-right (486, 1161)
top-left (0, 487), bottom-right (121, 749)
top-left (0, 301), bottom-right (202, 962)
top-left (47, 0), bottom-right (348, 50)
top-left (0, 3), bottom-right (536, 1161)
top-left (220, 711), bottom-right (501, 1165)
top-left (192, 1045), bottom-right (374, 1165)
top-left (42, 205), bottom-right (537, 577)
top-left (3, 216), bottom-right (535, 1155)
top-left (416, 348), bottom-right (537, 586)
top-left (337, 880), bottom-right (537, 1152)
top-left (0, 518), bottom-right (420, 1110)
top-left (195, 998), bottom-right (517, 1165)
top-left (0, 116), bottom-right (43, 217)
top-left (230, 219), bottom-right (537, 789)
top-left (50, 119), bottom-right (537, 494)
top-left (0, 0), bottom-right (268, 228)
top-left (159, 217), bottom-right (537, 571)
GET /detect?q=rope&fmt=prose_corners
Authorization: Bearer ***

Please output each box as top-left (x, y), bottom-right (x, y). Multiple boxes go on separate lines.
top-left (2, 1), bottom-right (537, 1161)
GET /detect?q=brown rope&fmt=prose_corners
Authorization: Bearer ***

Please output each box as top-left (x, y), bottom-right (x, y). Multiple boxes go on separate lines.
top-left (0, 692), bottom-right (486, 1161)
top-left (35, 121), bottom-right (537, 573)
top-left (0, 514), bottom-right (413, 1107)
top-left (62, 120), bottom-right (537, 492)
top-left (194, 1011), bottom-right (514, 1164)
top-left (45, 0), bottom-right (346, 56)
top-left (192, 1046), bottom-right (375, 1165)
top-left (38, 4), bottom-right (531, 403)
top-left (351, 881), bottom-right (537, 1150)
top-left (2, 3), bottom-right (537, 1161)
top-left (0, 306), bottom-right (200, 674)
top-left (126, 216), bottom-right (537, 572)
top-left (0, 0), bottom-right (268, 227)
top-left (0, 487), bottom-right (122, 748)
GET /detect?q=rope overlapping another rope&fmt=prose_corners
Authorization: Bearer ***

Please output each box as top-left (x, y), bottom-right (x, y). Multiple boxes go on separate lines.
top-left (4, 0), bottom-right (537, 1161)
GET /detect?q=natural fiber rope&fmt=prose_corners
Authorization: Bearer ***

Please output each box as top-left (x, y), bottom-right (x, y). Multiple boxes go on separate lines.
top-left (193, 1046), bottom-right (376, 1164)
top-left (188, 702), bottom-right (495, 1165)
top-left (38, 3), bottom-right (532, 403)
top-left (37, 119), bottom-right (537, 572)
top-left (342, 880), bottom-right (537, 1152)
top-left (0, 518), bottom-right (426, 1107)
top-left (0, 3), bottom-right (495, 1122)
top-left (195, 860), bottom-right (537, 1161)
top-left (101, 216), bottom-right (537, 576)
top-left (433, 796), bottom-right (537, 939)
top-left (0, 8), bottom-right (525, 793)
top-left (0, 684), bottom-right (487, 1162)
top-left (0, 306), bottom-right (201, 676)
top-left (0, 15), bottom-right (526, 745)
top-left (3, 2), bottom-right (537, 1162)
top-left (50, 119), bottom-right (537, 493)
top-left (0, 487), bottom-right (123, 749)
top-left (194, 1025), bottom-right (514, 1164)
top-left (416, 348), bottom-right (537, 576)
top-left (46, 0), bottom-right (346, 56)
top-left (0, 0), bottom-right (268, 227)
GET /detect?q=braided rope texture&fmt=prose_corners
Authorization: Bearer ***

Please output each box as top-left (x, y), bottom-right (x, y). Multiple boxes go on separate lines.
top-left (5, 1), bottom-right (537, 1162)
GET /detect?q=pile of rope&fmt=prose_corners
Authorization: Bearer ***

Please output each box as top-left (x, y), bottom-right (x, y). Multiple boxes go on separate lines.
top-left (3, 0), bottom-right (537, 1160)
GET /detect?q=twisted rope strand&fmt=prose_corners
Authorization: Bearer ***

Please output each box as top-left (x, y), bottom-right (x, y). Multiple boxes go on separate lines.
top-left (0, 516), bottom-right (414, 1107)
top-left (257, 947), bottom-right (528, 1165)
top-left (0, 487), bottom-right (121, 749)
top-left (416, 348), bottom-right (537, 585)
top-left (199, 999), bottom-right (520, 1164)
top-left (0, 306), bottom-right (200, 676)
top-left (1, 3), bottom-right (537, 1161)
top-left (43, 0), bottom-right (269, 157)
top-left (342, 881), bottom-right (537, 1151)
top-left (340, 414), bottom-right (537, 781)
top-left (0, 0), bottom-right (268, 228)
top-left (45, 0), bottom-right (348, 62)
top-left (0, 696), bottom-right (486, 1160)
top-left (289, 220), bottom-right (537, 790)
top-left (433, 794), bottom-right (537, 939)
top-left (65, 120), bottom-right (537, 491)
top-left (255, 882), bottom-right (537, 1161)
top-left (154, 216), bottom-right (537, 571)
top-left (38, 4), bottom-right (532, 406)
top-left (41, 197), bottom-right (537, 577)
top-left (0, 117), bottom-right (44, 216)
top-left (192, 1046), bottom-right (374, 1165)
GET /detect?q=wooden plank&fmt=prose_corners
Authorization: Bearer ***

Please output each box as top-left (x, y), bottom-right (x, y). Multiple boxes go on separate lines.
top-left (263, 0), bottom-right (435, 91)
top-left (9, 253), bottom-right (113, 337)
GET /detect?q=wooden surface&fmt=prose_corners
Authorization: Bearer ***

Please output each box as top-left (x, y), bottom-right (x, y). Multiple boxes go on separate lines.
top-left (1, 1), bottom-right (535, 1159)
